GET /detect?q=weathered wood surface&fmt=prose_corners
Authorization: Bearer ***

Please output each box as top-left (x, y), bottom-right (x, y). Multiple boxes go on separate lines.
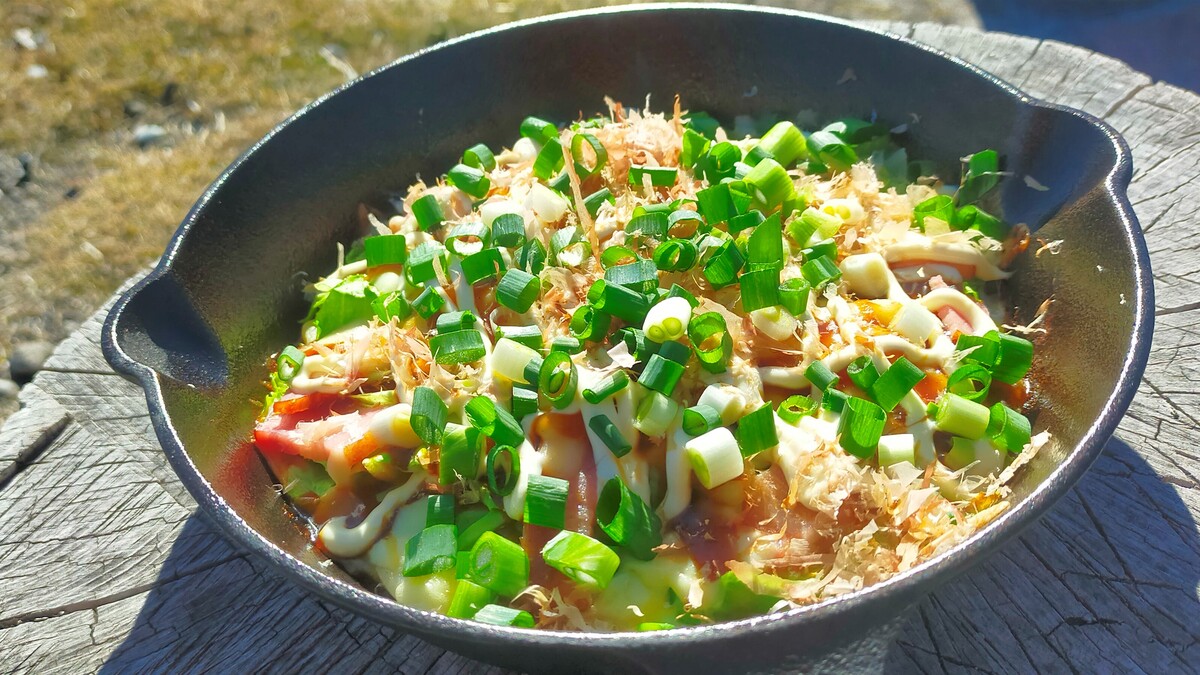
top-left (2, 23), bottom-right (1199, 674)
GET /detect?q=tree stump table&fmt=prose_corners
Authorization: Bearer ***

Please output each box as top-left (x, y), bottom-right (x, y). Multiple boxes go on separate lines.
top-left (2, 22), bottom-right (1198, 674)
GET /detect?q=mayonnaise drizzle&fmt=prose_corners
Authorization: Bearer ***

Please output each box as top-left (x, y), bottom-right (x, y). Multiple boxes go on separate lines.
top-left (318, 470), bottom-right (427, 558)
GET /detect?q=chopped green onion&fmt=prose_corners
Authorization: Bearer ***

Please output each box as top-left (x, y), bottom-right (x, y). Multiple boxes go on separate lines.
top-left (511, 385), bottom-right (539, 421)
top-left (439, 424), bottom-right (484, 484)
top-left (520, 116), bottom-right (557, 143)
top-left (628, 165), bottom-right (678, 188)
top-left (870, 356), bottom-right (926, 412)
top-left (583, 187), bottom-right (615, 217)
top-left (837, 396), bottom-right (886, 459)
top-left (524, 474), bottom-right (569, 530)
top-left (276, 345), bottom-right (305, 382)
top-left (402, 523), bottom-right (458, 577)
top-left (467, 531), bottom-right (530, 597)
top-left (460, 248), bottom-right (505, 284)
top-left (430, 329), bottom-right (486, 365)
top-left (372, 291), bottom-right (412, 323)
top-left (587, 414), bottom-right (632, 458)
top-left (412, 193), bottom-right (445, 231)
top-left (801, 238), bottom-right (837, 262)
top-left (807, 130), bottom-right (857, 171)
top-left (747, 212), bottom-right (784, 265)
top-left (583, 370), bottom-right (630, 404)
top-left (847, 356), bottom-right (881, 392)
top-left (462, 143), bottom-right (496, 171)
top-left (496, 269), bottom-right (539, 313)
top-left (822, 387), bottom-right (849, 413)
top-left (490, 212), bottom-right (526, 248)
top-left (615, 326), bottom-right (652, 362)
top-left (542, 530), bottom-right (620, 590)
top-left (777, 395), bottom-right (817, 424)
top-left (569, 303), bottom-right (613, 343)
top-left (956, 149), bottom-right (1000, 205)
top-left (494, 325), bottom-right (541, 352)
top-left (988, 402), bottom-right (1031, 453)
top-left (411, 286), bottom-right (446, 319)
top-left (570, 133), bottom-right (608, 179)
top-left (551, 336), bottom-right (583, 354)
top-left (877, 433), bottom-right (916, 467)
top-left (638, 354), bottom-right (685, 396)
top-left (458, 509), bottom-right (506, 551)
top-left (656, 339), bottom-right (691, 365)
top-left (700, 142), bottom-right (741, 183)
top-left (533, 138), bottom-right (564, 180)
top-left (445, 221), bottom-right (490, 257)
top-left (683, 404), bottom-right (722, 436)
top-left (411, 385), bottom-right (448, 445)
top-left (486, 444), bottom-right (521, 497)
top-left (994, 333), bottom-right (1034, 385)
top-left (943, 436), bottom-right (978, 471)
top-left (788, 206), bottom-right (840, 244)
top-left (653, 239), bottom-right (698, 271)
top-left (664, 283), bottom-right (698, 307)
top-left (779, 278), bottom-right (811, 316)
top-left (686, 427), bottom-right (745, 488)
top-left (643, 296), bottom-right (691, 342)
top-left (596, 477), bottom-right (662, 560)
top-left (538, 351), bottom-right (578, 410)
top-left (759, 121), bottom-right (806, 167)
top-left (740, 268), bottom-right (781, 312)
top-left (447, 163), bottom-right (491, 199)
top-left (696, 183), bottom-right (734, 224)
top-left (933, 393), bottom-right (991, 439)
top-left (956, 330), bottom-right (1001, 366)
top-left (688, 311), bottom-right (732, 373)
top-left (727, 209), bottom-right (765, 234)
top-left (594, 281), bottom-right (653, 325)
top-left (805, 361), bottom-right (837, 391)
top-left (947, 363), bottom-right (992, 402)
top-left (703, 240), bottom-right (745, 289)
top-left (605, 259), bottom-right (659, 294)
top-left (363, 234), bottom-right (407, 267)
top-left (473, 604), bottom-right (535, 628)
top-left (634, 389), bottom-right (679, 438)
top-left (681, 128), bottom-right (710, 169)
top-left (745, 158), bottom-right (795, 211)
top-left (405, 241), bottom-right (446, 285)
top-left (599, 246), bottom-right (638, 269)
top-left (426, 494), bottom-right (455, 527)
top-left (627, 208), bottom-right (668, 239)
top-left (913, 194), bottom-right (954, 231)
top-left (801, 255), bottom-right (842, 288)
top-left (735, 404), bottom-right (778, 456)
top-left (465, 395), bottom-right (525, 447)
top-left (447, 579), bottom-right (494, 618)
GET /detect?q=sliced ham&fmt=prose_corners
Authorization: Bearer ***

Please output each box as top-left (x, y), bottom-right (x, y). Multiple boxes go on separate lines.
top-left (254, 401), bottom-right (379, 466)
top-left (936, 305), bottom-right (974, 336)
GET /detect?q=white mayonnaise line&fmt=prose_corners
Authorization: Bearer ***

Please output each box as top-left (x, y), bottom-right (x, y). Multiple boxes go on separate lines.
top-left (661, 415), bottom-right (691, 521)
top-left (502, 416), bottom-right (545, 521)
top-left (883, 240), bottom-right (1011, 281)
top-left (576, 366), bottom-right (651, 503)
top-left (918, 287), bottom-right (999, 335)
top-left (448, 260), bottom-right (476, 315)
top-left (319, 471), bottom-right (427, 558)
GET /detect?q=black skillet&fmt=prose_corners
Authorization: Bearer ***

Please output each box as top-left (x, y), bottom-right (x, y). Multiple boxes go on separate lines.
top-left (102, 5), bottom-right (1154, 673)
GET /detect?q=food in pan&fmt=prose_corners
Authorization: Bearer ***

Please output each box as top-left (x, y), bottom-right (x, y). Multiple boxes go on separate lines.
top-left (253, 99), bottom-right (1047, 631)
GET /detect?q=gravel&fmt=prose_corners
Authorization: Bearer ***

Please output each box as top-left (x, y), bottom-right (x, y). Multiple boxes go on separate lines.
top-left (9, 340), bottom-right (54, 384)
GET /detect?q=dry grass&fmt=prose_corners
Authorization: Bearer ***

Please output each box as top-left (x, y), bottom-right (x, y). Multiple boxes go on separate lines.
top-left (0, 0), bottom-right (975, 373)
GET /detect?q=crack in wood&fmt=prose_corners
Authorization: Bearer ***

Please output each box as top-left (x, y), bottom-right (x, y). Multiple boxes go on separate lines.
top-left (0, 414), bottom-right (70, 493)
top-left (0, 552), bottom-right (245, 630)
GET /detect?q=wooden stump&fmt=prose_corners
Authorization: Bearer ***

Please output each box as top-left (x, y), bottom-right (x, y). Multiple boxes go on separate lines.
top-left (2, 22), bottom-right (1198, 674)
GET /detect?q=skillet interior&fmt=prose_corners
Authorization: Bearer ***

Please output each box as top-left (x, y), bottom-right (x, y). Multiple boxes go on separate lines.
top-left (102, 5), bottom-right (1152, 673)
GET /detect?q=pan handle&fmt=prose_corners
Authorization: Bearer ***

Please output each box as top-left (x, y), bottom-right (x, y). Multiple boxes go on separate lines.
top-left (102, 271), bottom-right (229, 390)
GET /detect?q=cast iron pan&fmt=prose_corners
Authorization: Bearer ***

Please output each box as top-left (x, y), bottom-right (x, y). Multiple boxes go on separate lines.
top-left (101, 4), bottom-right (1154, 673)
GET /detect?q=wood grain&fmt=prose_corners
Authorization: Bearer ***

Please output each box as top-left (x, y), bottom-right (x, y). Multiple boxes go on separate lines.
top-left (2, 22), bottom-right (1198, 674)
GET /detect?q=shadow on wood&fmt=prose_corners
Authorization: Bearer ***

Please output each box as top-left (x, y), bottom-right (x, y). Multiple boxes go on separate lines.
top-left (884, 435), bottom-right (1200, 673)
